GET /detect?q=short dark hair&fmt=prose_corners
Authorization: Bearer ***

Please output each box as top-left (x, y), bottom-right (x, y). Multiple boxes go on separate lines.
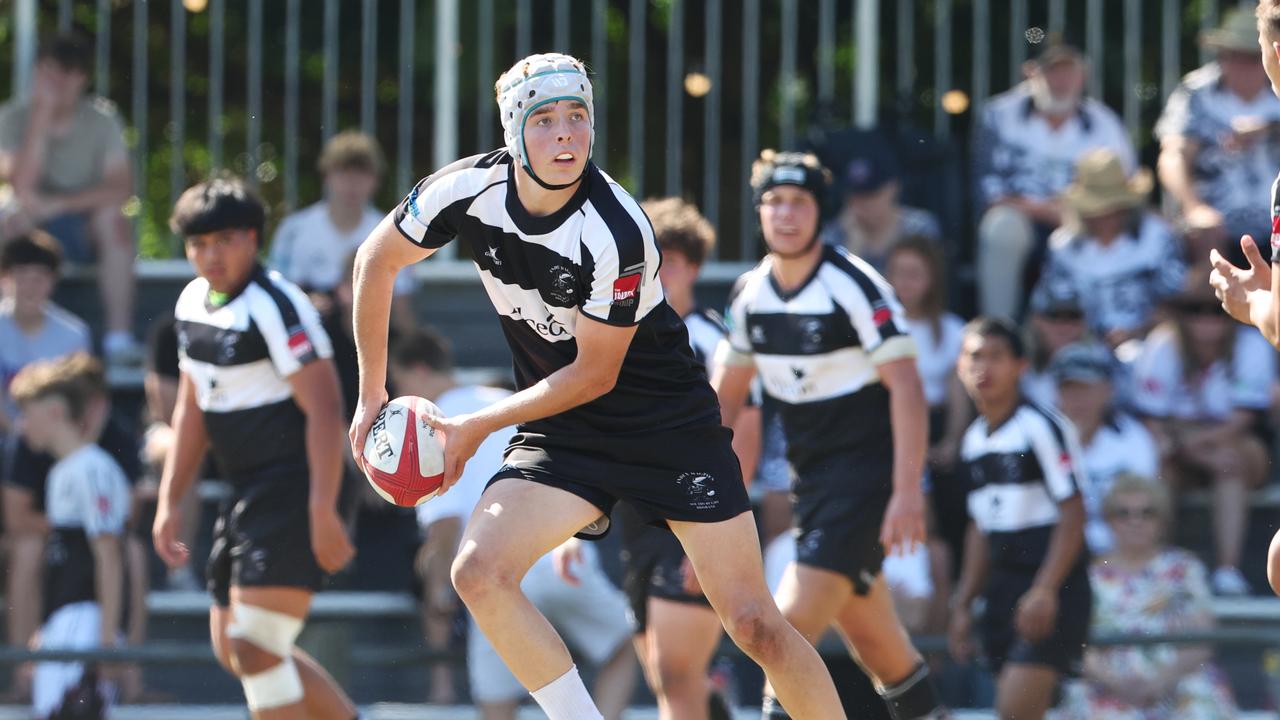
top-left (962, 316), bottom-right (1026, 359)
top-left (390, 328), bottom-right (454, 374)
top-left (1259, 0), bottom-right (1280, 39)
top-left (170, 176), bottom-right (267, 245)
top-left (0, 230), bottom-right (63, 274)
top-left (36, 33), bottom-right (92, 76)
top-left (641, 197), bottom-right (716, 267)
top-left (318, 131), bottom-right (385, 176)
top-left (10, 352), bottom-right (105, 423)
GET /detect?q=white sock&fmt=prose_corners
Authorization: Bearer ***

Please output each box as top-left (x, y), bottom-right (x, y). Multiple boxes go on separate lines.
top-left (530, 665), bottom-right (603, 720)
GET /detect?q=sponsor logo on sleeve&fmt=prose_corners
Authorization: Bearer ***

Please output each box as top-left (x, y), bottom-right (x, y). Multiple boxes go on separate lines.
top-left (286, 325), bottom-right (315, 360)
top-left (871, 300), bottom-right (893, 328)
top-left (1271, 211), bottom-right (1280, 254)
top-left (612, 263), bottom-right (645, 307)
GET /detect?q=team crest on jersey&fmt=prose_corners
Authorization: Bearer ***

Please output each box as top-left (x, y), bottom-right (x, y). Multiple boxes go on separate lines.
top-left (676, 472), bottom-right (720, 510)
top-left (547, 264), bottom-right (577, 304)
top-left (612, 263), bottom-right (645, 306)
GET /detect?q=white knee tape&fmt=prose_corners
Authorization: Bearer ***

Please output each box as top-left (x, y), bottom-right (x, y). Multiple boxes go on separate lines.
top-left (226, 604), bottom-right (304, 658)
top-left (241, 657), bottom-right (305, 710)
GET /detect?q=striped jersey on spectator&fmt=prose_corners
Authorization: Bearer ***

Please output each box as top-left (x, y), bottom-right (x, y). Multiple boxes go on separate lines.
top-left (394, 150), bottom-right (718, 436)
top-left (174, 265), bottom-right (332, 479)
top-left (1156, 62), bottom-right (1280, 241)
top-left (974, 85), bottom-right (1134, 206)
top-left (1040, 213), bottom-right (1186, 335)
top-left (960, 401), bottom-right (1088, 571)
top-left (44, 444), bottom-right (130, 618)
top-left (723, 244), bottom-right (916, 469)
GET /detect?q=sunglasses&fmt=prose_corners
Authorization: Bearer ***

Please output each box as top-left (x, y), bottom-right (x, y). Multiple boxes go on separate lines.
top-left (1106, 506), bottom-right (1158, 521)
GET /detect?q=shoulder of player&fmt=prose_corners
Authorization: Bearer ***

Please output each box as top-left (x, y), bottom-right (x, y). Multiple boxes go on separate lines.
top-left (414, 151), bottom-right (511, 199)
top-left (1015, 401), bottom-right (1076, 449)
top-left (818, 245), bottom-right (893, 305)
top-left (246, 268), bottom-right (316, 329)
top-left (174, 276), bottom-right (212, 318)
top-left (726, 260), bottom-right (772, 307)
top-left (581, 175), bottom-right (652, 247)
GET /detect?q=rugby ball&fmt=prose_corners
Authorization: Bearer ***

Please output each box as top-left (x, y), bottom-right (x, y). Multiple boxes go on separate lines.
top-left (361, 396), bottom-right (446, 507)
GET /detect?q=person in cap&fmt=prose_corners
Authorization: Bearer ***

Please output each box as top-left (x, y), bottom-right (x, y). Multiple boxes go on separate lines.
top-left (1049, 341), bottom-right (1158, 556)
top-left (950, 317), bottom-right (1091, 720)
top-left (819, 142), bottom-right (940, 273)
top-left (348, 54), bottom-right (845, 720)
top-left (1131, 272), bottom-right (1273, 596)
top-left (1159, 7), bottom-right (1280, 263)
top-left (1039, 149), bottom-right (1186, 347)
top-left (1023, 277), bottom-right (1091, 409)
top-left (714, 150), bottom-right (946, 720)
top-left (973, 40), bottom-right (1135, 320)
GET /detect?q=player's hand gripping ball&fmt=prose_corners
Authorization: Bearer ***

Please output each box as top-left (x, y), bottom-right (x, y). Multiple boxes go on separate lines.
top-left (361, 396), bottom-right (446, 507)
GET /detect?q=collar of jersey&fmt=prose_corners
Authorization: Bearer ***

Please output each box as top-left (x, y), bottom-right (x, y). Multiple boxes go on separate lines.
top-left (504, 160), bottom-right (593, 236)
top-left (204, 263), bottom-right (263, 313)
top-left (767, 244), bottom-right (830, 303)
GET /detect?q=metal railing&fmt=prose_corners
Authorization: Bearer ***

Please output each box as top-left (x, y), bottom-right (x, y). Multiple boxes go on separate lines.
top-left (0, 0), bottom-right (1268, 259)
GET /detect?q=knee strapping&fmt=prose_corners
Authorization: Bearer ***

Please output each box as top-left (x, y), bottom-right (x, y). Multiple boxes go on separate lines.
top-left (877, 662), bottom-right (946, 720)
top-left (226, 603), bottom-right (304, 658)
top-left (241, 657), bottom-right (305, 710)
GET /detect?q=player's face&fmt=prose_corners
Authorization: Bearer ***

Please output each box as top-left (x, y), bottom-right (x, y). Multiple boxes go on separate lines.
top-left (657, 251), bottom-right (699, 299)
top-left (16, 396), bottom-right (67, 452)
top-left (759, 186), bottom-right (820, 257)
top-left (0, 265), bottom-right (56, 317)
top-left (885, 249), bottom-right (931, 313)
top-left (184, 229), bottom-right (259, 293)
top-left (1260, 27), bottom-right (1280, 97)
top-left (1106, 491), bottom-right (1162, 552)
top-left (522, 101), bottom-right (590, 184)
top-left (325, 168), bottom-right (379, 210)
top-left (1056, 378), bottom-right (1111, 429)
top-left (957, 332), bottom-right (1026, 407)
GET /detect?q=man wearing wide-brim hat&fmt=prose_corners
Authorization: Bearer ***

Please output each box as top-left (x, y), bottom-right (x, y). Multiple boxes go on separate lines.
top-left (1157, 7), bottom-right (1280, 264)
top-left (1041, 149), bottom-right (1186, 347)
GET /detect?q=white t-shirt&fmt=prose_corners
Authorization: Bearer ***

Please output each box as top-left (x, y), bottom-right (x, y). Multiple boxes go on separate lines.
top-left (904, 313), bottom-right (964, 408)
top-left (415, 385), bottom-right (516, 531)
top-left (269, 202), bottom-right (415, 295)
top-left (1076, 413), bottom-right (1159, 554)
top-left (1130, 325), bottom-right (1275, 422)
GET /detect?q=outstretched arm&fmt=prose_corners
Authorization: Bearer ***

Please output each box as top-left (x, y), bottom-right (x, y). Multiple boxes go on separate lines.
top-left (1209, 235), bottom-right (1280, 347)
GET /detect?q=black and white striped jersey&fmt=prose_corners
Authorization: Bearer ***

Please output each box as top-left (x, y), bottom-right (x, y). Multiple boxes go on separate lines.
top-left (44, 444), bottom-right (130, 618)
top-left (394, 150), bottom-right (719, 435)
top-left (684, 307), bottom-right (727, 367)
top-left (174, 264), bottom-right (333, 479)
top-left (960, 401), bottom-right (1088, 572)
top-left (722, 245), bottom-right (916, 469)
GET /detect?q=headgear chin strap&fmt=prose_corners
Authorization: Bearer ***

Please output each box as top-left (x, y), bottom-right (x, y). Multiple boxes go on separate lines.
top-left (496, 53), bottom-right (595, 190)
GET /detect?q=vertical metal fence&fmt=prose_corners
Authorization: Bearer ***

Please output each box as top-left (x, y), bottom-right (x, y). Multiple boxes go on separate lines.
top-left (2, 0), bottom-right (1268, 261)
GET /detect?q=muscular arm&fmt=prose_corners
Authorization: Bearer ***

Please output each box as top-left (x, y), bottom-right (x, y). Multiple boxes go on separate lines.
top-left (288, 359), bottom-right (347, 512)
top-left (1032, 494), bottom-right (1086, 592)
top-left (877, 357), bottom-right (928, 493)
top-left (91, 534), bottom-right (124, 648)
top-left (157, 374), bottom-right (208, 509)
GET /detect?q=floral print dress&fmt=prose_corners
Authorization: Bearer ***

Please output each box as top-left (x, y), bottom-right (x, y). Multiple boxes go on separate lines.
top-left (1060, 549), bottom-right (1237, 719)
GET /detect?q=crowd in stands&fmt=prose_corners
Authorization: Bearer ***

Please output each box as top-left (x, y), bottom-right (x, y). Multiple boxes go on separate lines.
top-left (0, 11), bottom-right (1279, 715)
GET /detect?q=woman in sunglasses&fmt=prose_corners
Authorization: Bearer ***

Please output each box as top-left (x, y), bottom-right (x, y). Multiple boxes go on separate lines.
top-left (1129, 276), bottom-right (1274, 596)
top-left (1061, 474), bottom-right (1237, 719)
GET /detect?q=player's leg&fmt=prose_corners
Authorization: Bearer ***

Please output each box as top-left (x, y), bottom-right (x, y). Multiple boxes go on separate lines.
top-left (646, 597), bottom-right (723, 720)
top-left (669, 512), bottom-right (846, 720)
top-left (757, 562), bottom-right (851, 717)
top-left (450, 477), bottom-right (610, 715)
top-left (993, 664), bottom-right (1059, 720)
top-left (832, 575), bottom-right (945, 720)
top-left (224, 586), bottom-right (355, 720)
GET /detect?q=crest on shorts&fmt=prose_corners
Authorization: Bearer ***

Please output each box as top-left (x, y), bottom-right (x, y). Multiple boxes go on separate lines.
top-left (676, 472), bottom-right (721, 511)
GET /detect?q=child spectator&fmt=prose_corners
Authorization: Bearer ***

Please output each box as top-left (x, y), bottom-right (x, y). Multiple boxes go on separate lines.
top-left (11, 353), bottom-right (129, 719)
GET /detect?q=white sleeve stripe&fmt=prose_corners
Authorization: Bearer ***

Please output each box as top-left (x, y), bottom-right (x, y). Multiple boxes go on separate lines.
top-left (1022, 406), bottom-right (1083, 502)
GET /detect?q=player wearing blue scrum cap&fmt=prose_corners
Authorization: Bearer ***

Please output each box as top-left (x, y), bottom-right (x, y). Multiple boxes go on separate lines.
top-left (348, 53), bottom-right (846, 720)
